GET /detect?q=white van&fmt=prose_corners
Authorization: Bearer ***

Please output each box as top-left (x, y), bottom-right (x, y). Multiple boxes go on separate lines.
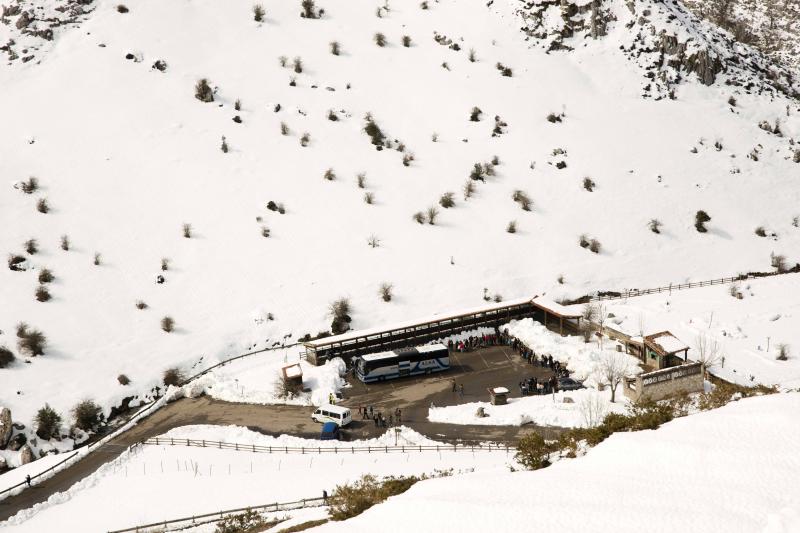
top-left (311, 404), bottom-right (352, 427)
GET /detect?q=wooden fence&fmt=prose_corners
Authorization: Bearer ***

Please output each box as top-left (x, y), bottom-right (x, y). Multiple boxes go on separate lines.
top-left (106, 496), bottom-right (326, 533)
top-left (143, 437), bottom-right (513, 454)
top-left (584, 274), bottom-right (759, 303)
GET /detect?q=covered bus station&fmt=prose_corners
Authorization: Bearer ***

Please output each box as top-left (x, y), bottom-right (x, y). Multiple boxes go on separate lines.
top-left (303, 296), bottom-right (582, 365)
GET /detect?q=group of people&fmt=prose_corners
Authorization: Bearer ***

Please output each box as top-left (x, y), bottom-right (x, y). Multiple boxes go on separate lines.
top-left (518, 375), bottom-right (560, 396)
top-left (358, 405), bottom-right (402, 428)
top-left (447, 332), bottom-right (507, 353)
top-left (505, 329), bottom-right (571, 379)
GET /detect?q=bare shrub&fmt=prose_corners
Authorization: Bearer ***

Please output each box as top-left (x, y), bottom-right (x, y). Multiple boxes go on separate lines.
top-left (402, 35), bottom-right (411, 47)
top-left (135, 300), bottom-right (148, 310)
top-left (194, 79), bottom-right (214, 102)
top-left (20, 176), bottom-right (39, 194)
top-left (324, 168), bottom-right (336, 181)
top-left (374, 33), bottom-right (386, 47)
top-left (234, 99), bottom-right (241, 111)
top-left (694, 332), bottom-right (722, 369)
top-left (512, 190), bottom-right (532, 211)
top-left (582, 177), bottom-right (595, 192)
top-left (402, 153), bottom-right (414, 167)
top-left (579, 234), bottom-right (590, 249)
top-left (754, 226), bottom-right (767, 237)
top-left (327, 109), bottom-right (339, 121)
top-left (301, 0), bottom-right (318, 18)
top-left (300, 132), bottom-right (310, 147)
top-left (364, 114), bottom-right (386, 147)
top-left (163, 367), bottom-right (184, 386)
top-left (182, 223), bottom-right (192, 238)
top-left (73, 399), bottom-right (103, 431)
top-left (469, 106), bottom-right (482, 121)
top-left (161, 316), bottom-right (175, 332)
top-left (356, 173), bottom-right (367, 188)
top-left (8, 253), bottom-right (26, 271)
top-left (426, 206), bottom-right (439, 225)
top-left (506, 220), bottom-right (517, 234)
top-left (117, 374), bottom-right (131, 385)
top-left (0, 346), bottom-right (15, 368)
top-left (35, 285), bottom-right (51, 302)
top-left (439, 192), bottom-right (455, 208)
top-left (293, 56), bottom-right (303, 73)
top-left (770, 252), bottom-right (787, 273)
top-left (589, 239), bottom-right (601, 254)
top-left (17, 323), bottom-right (46, 356)
top-left (546, 112), bottom-right (562, 123)
top-left (261, 226), bottom-right (270, 238)
top-left (253, 3), bottom-right (265, 21)
top-left (412, 211), bottom-right (425, 224)
top-left (579, 391), bottom-right (607, 428)
top-left (220, 135), bottom-right (229, 153)
top-left (93, 252), bottom-right (102, 266)
top-left (280, 122), bottom-right (289, 135)
top-left (60, 235), bottom-right (70, 251)
top-left (648, 219), bottom-right (662, 234)
top-left (695, 210), bottom-right (711, 232)
top-left (379, 282), bottom-right (393, 302)
top-left (329, 298), bottom-right (352, 335)
top-left (330, 41), bottom-right (340, 55)
top-left (24, 238), bottom-right (38, 255)
top-left (468, 48), bottom-right (476, 62)
top-left (367, 234), bottom-right (380, 248)
top-left (776, 343), bottom-right (790, 361)
top-left (36, 198), bottom-right (49, 213)
top-left (279, 55), bottom-right (288, 67)
top-left (161, 258), bottom-right (170, 271)
top-left (463, 179), bottom-right (475, 200)
top-left (431, 132), bottom-right (438, 142)
top-left (364, 192), bottom-right (374, 204)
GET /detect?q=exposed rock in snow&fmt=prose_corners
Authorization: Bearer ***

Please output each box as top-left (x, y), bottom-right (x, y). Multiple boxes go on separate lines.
top-left (0, 408), bottom-right (12, 449)
top-left (18, 445), bottom-right (33, 465)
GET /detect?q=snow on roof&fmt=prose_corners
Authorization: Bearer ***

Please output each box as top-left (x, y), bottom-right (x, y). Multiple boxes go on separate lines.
top-left (491, 387), bottom-right (509, 395)
top-left (282, 364), bottom-right (302, 378)
top-left (530, 296), bottom-right (582, 318)
top-left (361, 350), bottom-right (397, 362)
top-left (647, 332), bottom-right (689, 354)
top-left (305, 296), bottom-right (533, 347)
top-left (417, 344), bottom-right (447, 353)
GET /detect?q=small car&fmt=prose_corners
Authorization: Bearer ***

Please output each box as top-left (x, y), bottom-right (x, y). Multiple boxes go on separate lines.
top-left (320, 421), bottom-right (341, 441)
top-left (557, 377), bottom-right (584, 391)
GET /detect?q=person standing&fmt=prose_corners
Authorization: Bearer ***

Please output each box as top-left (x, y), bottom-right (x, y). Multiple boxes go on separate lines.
top-left (458, 383), bottom-right (464, 398)
top-left (395, 408), bottom-right (402, 424)
top-left (451, 379), bottom-right (457, 393)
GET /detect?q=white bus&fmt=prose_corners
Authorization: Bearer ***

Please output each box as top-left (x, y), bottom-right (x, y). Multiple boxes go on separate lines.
top-left (311, 404), bottom-right (352, 427)
top-left (355, 344), bottom-right (449, 383)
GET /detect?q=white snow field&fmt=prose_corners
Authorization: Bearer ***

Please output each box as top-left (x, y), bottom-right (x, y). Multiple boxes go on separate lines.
top-left (316, 392), bottom-right (800, 533)
top-left (1, 0), bottom-right (799, 436)
top-left (1, 425), bottom-right (514, 531)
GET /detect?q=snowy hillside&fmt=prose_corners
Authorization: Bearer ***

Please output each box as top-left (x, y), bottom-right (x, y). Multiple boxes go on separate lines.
top-left (315, 392), bottom-right (800, 533)
top-left (1, 0), bottom-right (799, 435)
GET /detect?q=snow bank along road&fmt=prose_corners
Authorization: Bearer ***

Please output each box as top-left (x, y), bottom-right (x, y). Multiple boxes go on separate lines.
top-left (0, 345), bottom-right (558, 522)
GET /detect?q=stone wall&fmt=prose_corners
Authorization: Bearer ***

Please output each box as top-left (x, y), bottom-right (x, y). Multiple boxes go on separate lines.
top-left (624, 362), bottom-right (704, 402)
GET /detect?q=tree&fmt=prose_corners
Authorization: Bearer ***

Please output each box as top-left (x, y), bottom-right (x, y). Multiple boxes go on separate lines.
top-left (599, 351), bottom-right (636, 403)
top-left (579, 392), bottom-right (607, 428)
top-left (72, 399), bottom-right (103, 431)
top-left (252, 3), bottom-right (265, 21)
top-left (693, 332), bottom-right (722, 369)
top-left (35, 404), bottom-right (62, 440)
top-left (695, 210), bottom-right (711, 232)
top-left (515, 432), bottom-right (554, 470)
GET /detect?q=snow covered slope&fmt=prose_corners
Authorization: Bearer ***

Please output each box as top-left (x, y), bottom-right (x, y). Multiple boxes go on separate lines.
top-left (314, 392), bottom-right (800, 533)
top-left (1, 0), bottom-right (799, 431)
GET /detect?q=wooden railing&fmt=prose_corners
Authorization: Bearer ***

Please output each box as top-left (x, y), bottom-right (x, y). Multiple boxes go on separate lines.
top-left (106, 496), bottom-right (327, 533)
top-left (143, 437), bottom-right (513, 454)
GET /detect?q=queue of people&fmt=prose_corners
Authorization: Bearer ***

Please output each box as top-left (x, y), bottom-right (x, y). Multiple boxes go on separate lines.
top-left (357, 405), bottom-right (402, 428)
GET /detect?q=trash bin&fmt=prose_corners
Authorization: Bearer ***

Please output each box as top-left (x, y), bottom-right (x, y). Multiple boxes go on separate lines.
top-left (488, 387), bottom-right (509, 405)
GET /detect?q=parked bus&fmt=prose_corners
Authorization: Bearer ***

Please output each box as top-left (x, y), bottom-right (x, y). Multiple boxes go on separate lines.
top-left (355, 344), bottom-right (449, 383)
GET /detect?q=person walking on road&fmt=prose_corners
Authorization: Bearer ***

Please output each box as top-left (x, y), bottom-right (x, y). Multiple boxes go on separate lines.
top-left (458, 383), bottom-right (464, 398)
top-left (451, 379), bottom-right (457, 393)
top-left (395, 408), bottom-right (402, 424)
top-left (25, 475), bottom-right (31, 487)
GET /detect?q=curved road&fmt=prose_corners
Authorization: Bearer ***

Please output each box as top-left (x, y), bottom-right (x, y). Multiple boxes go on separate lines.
top-left (0, 345), bottom-right (560, 522)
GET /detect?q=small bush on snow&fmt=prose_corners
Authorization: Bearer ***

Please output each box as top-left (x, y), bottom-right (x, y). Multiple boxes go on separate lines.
top-left (425, 206), bottom-right (439, 225)
top-left (17, 323), bottom-right (46, 356)
top-left (330, 41), bottom-right (340, 55)
top-left (24, 238), bottom-right (38, 255)
top-left (506, 220), bottom-right (517, 234)
top-left (20, 176), bottom-right (39, 194)
top-left (35, 404), bottom-right (61, 440)
top-left (439, 192), bottom-right (455, 208)
top-left (73, 399), bottom-right (103, 431)
top-left (374, 33), bottom-right (387, 47)
top-left (194, 79), bottom-right (214, 102)
top-left (0, 346), bottom-right (15, 368)
top-left (695, 210), bottom-right (711, 233)
top-left (402, 35), bottom-right (411, 47)
top-left (60, 235), bottom-right (70, 251)
top-left (253, 3), bottom-right (265, 21)
top-left (38, 268), bottom-right (54, 283)
top-left (328, 475), bottom-right (419, 521)
top-left (35, 284), bottom-right (51, 302)
top-left (182, 223), bottom-right (192, 238)
top-left (379, 282), bottom-right (393, 302)
top-left (117, 374), bottom-right (131, 385)
top-left (163, 367), bottom-right (185, 386)
top-left (36, 198), bottom-right (50, 213)
top-left (161, 316), bottom-right (175, 332)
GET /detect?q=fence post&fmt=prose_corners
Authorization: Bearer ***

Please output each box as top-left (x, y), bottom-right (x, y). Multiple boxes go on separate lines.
top-left (219, 441), bottom-right (222, 449)
top-left (171, 438), bottom-right (174, 446)
top-left (202, 440), bottom-right (205, 448)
